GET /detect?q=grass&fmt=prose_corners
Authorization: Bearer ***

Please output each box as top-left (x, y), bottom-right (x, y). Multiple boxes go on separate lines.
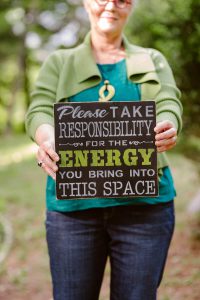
top-left (0, 133), bottom-right (200, 300)
top-left (0, 134), bottom-right (50, 299)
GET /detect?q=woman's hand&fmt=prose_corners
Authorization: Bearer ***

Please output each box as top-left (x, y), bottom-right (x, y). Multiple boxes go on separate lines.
top-left (36, 140), bottom-right (59, 180)
top-left (154, 120), bottom-right (177, 153)
top-left (35, 124), bottom-right (59, 180)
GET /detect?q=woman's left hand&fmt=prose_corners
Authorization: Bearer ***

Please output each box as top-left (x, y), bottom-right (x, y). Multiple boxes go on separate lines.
top-left (154, 120), bottom-right (177, 152)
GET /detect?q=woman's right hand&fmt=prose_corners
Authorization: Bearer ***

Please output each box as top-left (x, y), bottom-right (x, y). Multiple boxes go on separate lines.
top-left (36, 140), bottom-right (59, 180)
top-left (35, 124), bottom-right (60, 180)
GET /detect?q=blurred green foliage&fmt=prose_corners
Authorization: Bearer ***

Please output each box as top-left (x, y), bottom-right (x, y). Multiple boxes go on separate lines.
top-left (126, 0), bottom-right (200, 136)
top-left (0, 0), bottom-right (88, 134)
top-left (0, 0), bottom-right (199, 136)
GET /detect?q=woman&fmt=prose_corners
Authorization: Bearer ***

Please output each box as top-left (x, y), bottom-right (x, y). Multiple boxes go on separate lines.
top-left (25, 0), bottom-right (183, 299)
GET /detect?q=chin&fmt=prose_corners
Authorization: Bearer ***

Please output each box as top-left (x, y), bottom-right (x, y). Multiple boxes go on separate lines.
top-left (97, 20), bottom-right (119, 34)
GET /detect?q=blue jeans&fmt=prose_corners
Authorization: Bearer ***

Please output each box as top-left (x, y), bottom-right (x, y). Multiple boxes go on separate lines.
top-left (45, 201), bottom-right (175, 300)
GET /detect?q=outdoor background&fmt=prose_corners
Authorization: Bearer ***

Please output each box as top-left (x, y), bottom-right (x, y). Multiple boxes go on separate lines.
top-left (0, 0), bottom-right (200, 299)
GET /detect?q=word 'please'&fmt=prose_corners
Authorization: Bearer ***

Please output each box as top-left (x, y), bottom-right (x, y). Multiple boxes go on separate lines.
top-left (57, 105), bottom-right (154, 120)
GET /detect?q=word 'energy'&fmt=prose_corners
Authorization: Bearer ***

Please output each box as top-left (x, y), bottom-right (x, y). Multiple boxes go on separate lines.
top-left (58, 148), bottom-right (155, 167)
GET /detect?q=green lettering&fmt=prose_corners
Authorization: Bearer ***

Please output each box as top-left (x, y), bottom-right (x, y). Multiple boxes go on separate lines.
top-left (105, 149), bottom-right (121, 166)
top-left (138, 148), bottom-right (155, 165)
top-left (123, 149), bottom-right (138, 166)
top-left (74, 150), bottom-right (89, 167)
top-left (59, 150), bottom-right (73, 167)
top-left (90, 150), bottom-right (105, 167)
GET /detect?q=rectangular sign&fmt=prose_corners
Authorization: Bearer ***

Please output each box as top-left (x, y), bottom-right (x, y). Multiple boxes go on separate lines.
top-left (54, 101), bottom-right (158, 200)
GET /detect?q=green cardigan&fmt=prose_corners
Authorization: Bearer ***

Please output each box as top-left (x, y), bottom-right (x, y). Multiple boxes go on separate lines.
top-left (25, 32), bottom-right (183, 170)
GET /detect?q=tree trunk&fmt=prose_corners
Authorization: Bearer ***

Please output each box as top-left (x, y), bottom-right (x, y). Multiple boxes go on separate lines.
top-left (4, 23), bottom-right (30, 135)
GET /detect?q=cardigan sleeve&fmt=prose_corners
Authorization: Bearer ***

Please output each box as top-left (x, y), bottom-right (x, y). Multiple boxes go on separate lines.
top-left (150, 49), bottom-right (183, 135)
top-left (25, 51), bottom-right (62, 141)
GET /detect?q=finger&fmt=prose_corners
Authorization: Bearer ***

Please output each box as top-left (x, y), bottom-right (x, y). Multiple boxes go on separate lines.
top-left (155, 136), bottom-right (177, 147)
top-left (157, 142), bottom-right (177, 153)
top-left (36, 147), bottom-right (44, 164)
top-left (37, 148), bottom-right (58, 172)
top-left (42, 164), bottom-right (56, 180)
top-left (43, 154), bottom-right (58, 172)
top-left (154, 120), bottom-right (174, 134)
top-left (155, 127), bottom-right (177, 141)
top-left (41, 141), bottom-right (59, 162)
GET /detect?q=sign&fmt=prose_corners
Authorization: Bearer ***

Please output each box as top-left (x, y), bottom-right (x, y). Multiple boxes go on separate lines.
top-left (54, 101), bottom-right (158, 200)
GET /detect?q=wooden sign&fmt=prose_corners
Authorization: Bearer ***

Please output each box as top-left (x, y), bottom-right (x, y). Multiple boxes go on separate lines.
top-left (54, 101), bottom-right (158, 200)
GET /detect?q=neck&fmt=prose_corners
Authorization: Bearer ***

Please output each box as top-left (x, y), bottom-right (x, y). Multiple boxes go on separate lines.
top-left (91, 30), bottom-right (123, 51)
top-left (90, 30), bottom-right (125, 64)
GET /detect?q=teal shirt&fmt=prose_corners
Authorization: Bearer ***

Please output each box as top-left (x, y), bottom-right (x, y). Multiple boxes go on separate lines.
top-left (46, 59), bottom-right (176, 212)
